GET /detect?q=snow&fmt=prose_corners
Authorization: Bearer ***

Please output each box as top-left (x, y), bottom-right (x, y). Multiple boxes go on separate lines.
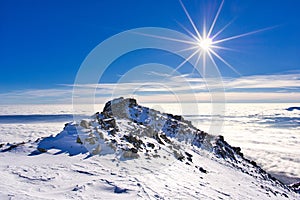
top-left (0, 98), bottom-right (299, 199)
top-left (0, 139), bottom-right (298, 199)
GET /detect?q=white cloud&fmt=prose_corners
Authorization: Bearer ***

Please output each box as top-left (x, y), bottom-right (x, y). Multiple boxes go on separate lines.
top-left (1, 73), bottom-right (300, 104)
top-left (223, 74), bottom-right (300, 89)
top-left (0, 88), bottom-right (72, 104)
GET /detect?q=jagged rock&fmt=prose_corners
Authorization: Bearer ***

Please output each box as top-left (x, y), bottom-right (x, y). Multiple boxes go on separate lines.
top-left (1, 142), bottom-right (25, 152)
top-left (153, 133), bottom-right (164, 145)
top-left (103, 97), bottom-right (137, 118)
top-left (160, 133), bottom-right (171, 144)
top-left (80, 120), bottom-right (90, 129)
top-left (185, 151), bottom-right (192, 157)
top-left (198, 167), bottom-right (207, 174)
top-left (91, 144), bottom-right (101, 155)
top-left (173, 150), bottom-right (184, 161)
top-left (123, 150), bottom-right (139, 159)
top-left (147, 142), bottom-right (155, 149)
top-left (186, 157), bottom-right (193, 163)
top-left (76, 136), bottom-right (83, 144)
top-left (37, 147), bottom-right (47, 153)
top-left (123, 135), bottom-right (143, 150)
top-left (290, 182), bottom-right (300, 193)
top-left (103, 118), bottom-right (116, 128)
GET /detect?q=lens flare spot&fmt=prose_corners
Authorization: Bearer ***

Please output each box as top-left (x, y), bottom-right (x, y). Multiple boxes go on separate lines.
top-left (199, 38), bottom-right (213, 51)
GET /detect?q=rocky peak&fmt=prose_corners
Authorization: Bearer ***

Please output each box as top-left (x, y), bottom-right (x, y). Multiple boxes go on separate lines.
top-left (73, 98), bottom-right (255, 165)
top-left (102, 97), bottom-right (137, 118)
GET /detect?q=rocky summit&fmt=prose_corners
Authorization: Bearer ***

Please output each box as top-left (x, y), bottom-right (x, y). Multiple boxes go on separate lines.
top-left (74, 97), bottom-right (244, 162)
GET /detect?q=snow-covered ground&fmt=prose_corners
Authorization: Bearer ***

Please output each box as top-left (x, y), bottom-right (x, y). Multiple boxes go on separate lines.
top-left (0, 101), bottom-right (299, 199)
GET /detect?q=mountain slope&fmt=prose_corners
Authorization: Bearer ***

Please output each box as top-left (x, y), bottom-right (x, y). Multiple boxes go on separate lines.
top-left (0, 97), bottom-right (299, 199)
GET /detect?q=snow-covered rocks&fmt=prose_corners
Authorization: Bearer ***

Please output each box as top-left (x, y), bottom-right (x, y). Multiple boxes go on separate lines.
top-left (0, 97), bottom-right (299, 199)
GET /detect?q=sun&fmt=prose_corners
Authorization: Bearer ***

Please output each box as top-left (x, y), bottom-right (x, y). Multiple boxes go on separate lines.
top-left (138, 0), bottom-right (273, 76)
top-left (172, 0), bottom-right (272, 76)
top-left (198, 38), bottom-right (213, 51)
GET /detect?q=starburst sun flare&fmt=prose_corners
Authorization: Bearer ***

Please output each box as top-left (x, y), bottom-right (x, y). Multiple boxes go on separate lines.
top-left (173, 0), bottom-right (274, 76)
top-left (135, 0), bottom-right (274, 77)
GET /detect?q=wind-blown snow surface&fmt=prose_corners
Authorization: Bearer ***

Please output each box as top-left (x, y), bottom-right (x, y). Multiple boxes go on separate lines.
top-left (0, 98), bottom-right (299, 199)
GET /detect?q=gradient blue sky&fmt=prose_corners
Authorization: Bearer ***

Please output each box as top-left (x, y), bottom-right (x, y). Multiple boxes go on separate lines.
top-left (0, 0), bottom-right (300, 103)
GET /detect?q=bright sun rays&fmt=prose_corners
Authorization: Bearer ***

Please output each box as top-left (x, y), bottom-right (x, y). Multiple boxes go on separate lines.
top-left (177, 0), bottom-right (244, 76)
top-left (172, 0), bottom-right (275, 76)
top-left (181, 0), bottom-right (279, 77)
top-left (134, 0), bottom-right (275, 77)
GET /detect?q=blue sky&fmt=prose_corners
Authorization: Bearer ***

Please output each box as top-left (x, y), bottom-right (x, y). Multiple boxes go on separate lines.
top-left (0, 0), bottom-right (300, 103)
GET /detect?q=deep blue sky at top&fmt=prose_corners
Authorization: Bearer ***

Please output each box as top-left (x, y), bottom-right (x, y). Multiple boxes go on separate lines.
top-left (0, 0), bottom-right (300, 92)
